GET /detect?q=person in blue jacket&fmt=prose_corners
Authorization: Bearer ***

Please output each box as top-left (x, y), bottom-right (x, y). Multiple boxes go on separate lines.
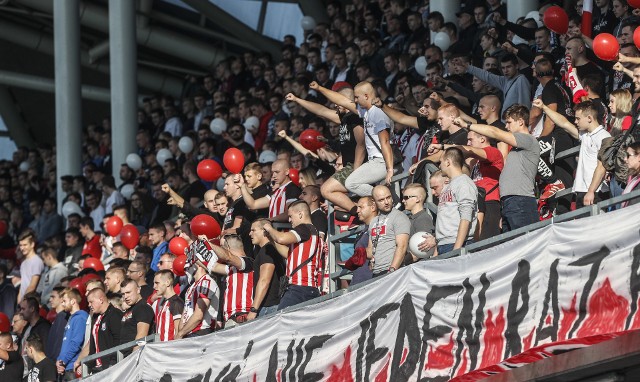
top-left (56, 288), bottom-right (88, 381)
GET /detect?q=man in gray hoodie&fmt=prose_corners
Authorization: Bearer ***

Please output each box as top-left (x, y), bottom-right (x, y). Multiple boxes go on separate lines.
top-left (434, 147), bottom-right (478, 255)
top-left (459, 54), bottom-right (531, 115)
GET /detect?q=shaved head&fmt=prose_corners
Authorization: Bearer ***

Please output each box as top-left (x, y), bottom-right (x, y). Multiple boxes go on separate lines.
top-left (481, 95), bottom-right (500, 109)
top-left (354, 81), bottom-right (376, 109)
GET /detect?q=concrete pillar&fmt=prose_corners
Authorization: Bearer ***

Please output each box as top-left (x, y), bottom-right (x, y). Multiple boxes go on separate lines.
top-left (54, 0), bottom-right (83, 213)
top-left (430, 0), bottom-right (460, 25)
top-left (109, 0), bottom-right (138, 185)
top-left (429, 0), bottom-right (460, 44)
top-left (507, 0), bottom-right (538, 23)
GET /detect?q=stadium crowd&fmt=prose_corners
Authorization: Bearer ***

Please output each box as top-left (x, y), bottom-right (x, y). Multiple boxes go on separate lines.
top-left (2, 0), bottom-right (640, 380)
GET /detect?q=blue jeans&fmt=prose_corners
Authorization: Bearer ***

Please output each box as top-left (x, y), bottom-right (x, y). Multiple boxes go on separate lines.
top-left (277, 285), bottom-right (320, 310)
top-left (501, 196), bottom-right (539, 232)
top-left (437, 240), bottom-right (473, 255)
top-left (608, 177), bottom-right (624, 211)
top-left (258, 304), bottom-right (278, 317)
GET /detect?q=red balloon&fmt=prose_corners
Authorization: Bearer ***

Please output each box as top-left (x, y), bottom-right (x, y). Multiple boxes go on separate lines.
top-left (83, 257), bottom-right (105, 272)
top-left (46, 309), bottom-right (57, 324)
top-left (299, 129), bottom-right (326, 151)
top-left (190, 214), bottom-right (221, 239)
top-left (69, 278), bottom-right (87, 297)
top-left (169, 237), bottom-right (188, 256)
top-left (630, 0), bottom-right (640, 8)
top-left (173, 255), bottom-right (187, 276)
top-left (197, 159), bottom-right (223, 182)
top-left (0, 220), bottom-right (7, 237)
top-left (634, 26), bottom-right (640, 50)
top-left (0, 312), bottom-right (9, 333)
top-left (223, 148), bottom-right (245, 174)
top-left (289, 168), bottom-right (300, 186)
top-left (105, 216), bottom-right (123, 237)
top-left (82, 273), bottom-right (102, 284)
top-left (120, 224), bottom-right (140, 249)
top-left (622, 116), bottom-right (633, 130)
top-left (593, 33), bottom-right (619, 61)
top-left (543, 6), bottom-right (568, 35)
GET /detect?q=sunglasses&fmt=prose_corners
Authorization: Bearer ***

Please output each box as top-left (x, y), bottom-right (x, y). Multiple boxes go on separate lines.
top-left (402, 195), bottom-right (418, 200)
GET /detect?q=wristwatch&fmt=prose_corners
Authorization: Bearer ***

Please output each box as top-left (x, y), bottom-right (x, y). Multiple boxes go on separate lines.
top-left (249, 307), bottom-right (259, 313)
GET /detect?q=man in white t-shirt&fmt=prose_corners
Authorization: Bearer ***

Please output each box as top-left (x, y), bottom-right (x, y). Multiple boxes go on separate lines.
top-left (313, 81), bottom-right (395, 196)
top-left (533, 99), bottom-right (611, 208)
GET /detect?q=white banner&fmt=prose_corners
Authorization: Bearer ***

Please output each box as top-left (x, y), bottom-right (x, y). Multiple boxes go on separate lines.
top-left (84, 204), bottom-right (640, 381)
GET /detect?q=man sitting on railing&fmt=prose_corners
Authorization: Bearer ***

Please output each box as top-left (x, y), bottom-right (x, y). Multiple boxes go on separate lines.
top-left (367, 185), bottom-right (410, 277)
top-left (315, 81), bottom-right (396, 194)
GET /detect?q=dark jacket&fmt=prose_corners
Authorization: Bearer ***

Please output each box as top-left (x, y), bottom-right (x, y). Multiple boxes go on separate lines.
top-left (89, 304), bottom-right (123, 372)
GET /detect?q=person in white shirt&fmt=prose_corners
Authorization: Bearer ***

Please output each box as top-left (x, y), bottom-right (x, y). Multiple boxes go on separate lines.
top-left (533, 99), bottom-right (611, 208)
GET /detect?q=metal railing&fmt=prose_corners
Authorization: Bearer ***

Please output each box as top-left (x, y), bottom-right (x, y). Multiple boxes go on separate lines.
top-left (80, 334), bottom-right (159, 378)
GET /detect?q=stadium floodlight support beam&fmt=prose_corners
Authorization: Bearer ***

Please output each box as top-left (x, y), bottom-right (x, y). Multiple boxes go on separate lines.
top-left (507, 0), bottom-right (538, 23)
top-left (181, 0), bottom-right (282, 60)
top-left (0, 19), bottom-right (184, 97)
top-left (13, 0), bottom-right (226, 70)
top-left (109, 0), bottom-right (138, 187)
top-left (0, 70), bottom-right (111, 103)
top-left (0, 86), bottom-right (34, 148)
top-left (54, 0), bottom-right (83, 214)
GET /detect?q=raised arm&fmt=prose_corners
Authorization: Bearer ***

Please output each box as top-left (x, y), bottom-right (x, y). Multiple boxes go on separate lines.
top-left (235, 175), bottom-right (270, 210)
top-left (453, 117), bottom-right (517, 147)
top-left (310, 81), bottom-right (358, 114)
top-left (277, 130), bottom-right (319, 159)
top-left (286, 93), bottom-right (340, 124)
top-left (532, 99), bottom-right (579, 139)
top-left (372, 98), bottom-right (419, 128)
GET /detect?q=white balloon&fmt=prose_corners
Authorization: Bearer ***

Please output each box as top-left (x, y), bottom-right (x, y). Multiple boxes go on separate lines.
top-left (121, 184), bottom-right (135, 200)
top-left (18, 161), bottom-right (29, 172)
top-left (126, 153), bottom-right (142, 171)
top-left (259, 150), bottom-right (277, 163)
top-left (433, 32), bottom-right (451, 51)
top-left (414, 56), bottom-right (428, 76)
top-left (526, 10), bottom-right (542, 27)
top-left (216, 177), bottom-right (225, 192)
top-left (178, 136), bottom-right (194, 154)
top-left (210, 118), bottom-right (227, 135)
top-left (244, 116), bottom-right (260, 133)
top-left (409, 231), bottom-right (435, 259)
top-left (301, 16), bottom-right (316, 30)
top-left (62, 201), bottom-right (83, 219)
top-left (156, 148), bottom-right (173, 166)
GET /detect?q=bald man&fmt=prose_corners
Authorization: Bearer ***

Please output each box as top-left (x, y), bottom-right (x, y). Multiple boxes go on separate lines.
top-left (312, 80), bottom-right (395, 195)
top-left (162, 183), bottom-right (220, 217)
top-left (237, 159), bottom-right (301, 221)
top-left (367, 185), bottom-right (410, 277)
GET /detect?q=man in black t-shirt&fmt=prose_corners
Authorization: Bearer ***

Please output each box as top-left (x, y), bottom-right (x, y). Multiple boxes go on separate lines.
top-left (119, 279), bottom-right (154, 357)
top-left (0, 332), bottom-right (23, 381)
top-left (243, 163), bottom-right (270, 219)
top-left (300, 185), bottom-right (328, 238)
top-left (247, 219), bottom-right (286, 320)
top-left (182, 161), bottom-right (208, 207)
top-left (24, 333), bottom-right (56, 382)
top-left (78, 288), bottom-right (122, 374)
top-left (221, 176), bottom-right (255, 255)
top-left (533, 59), bottom-right (577, 209)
